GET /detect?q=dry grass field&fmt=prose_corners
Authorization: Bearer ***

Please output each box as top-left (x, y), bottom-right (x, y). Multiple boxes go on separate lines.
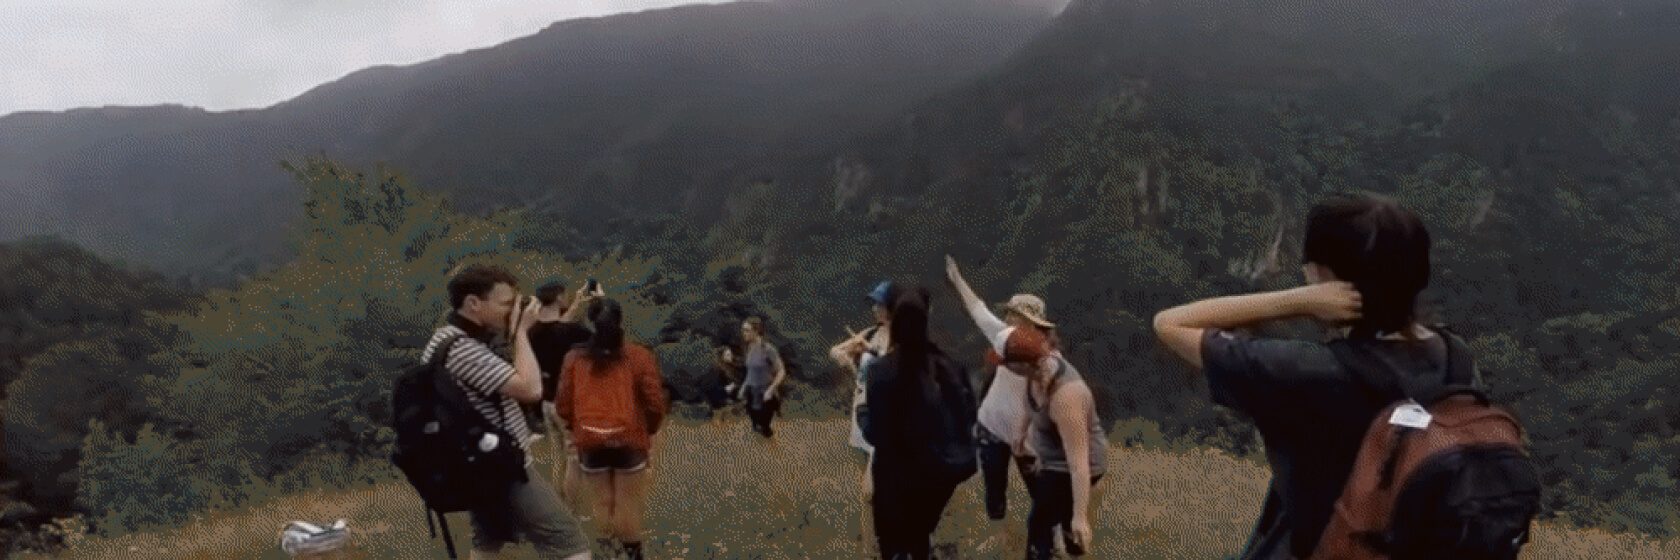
top-left (23, 419), bottom-right (1678, 559)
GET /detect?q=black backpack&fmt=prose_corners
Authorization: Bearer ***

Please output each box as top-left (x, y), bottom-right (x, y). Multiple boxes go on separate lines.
top-left (1316, 329), bottom-right (1542, 560)
top-left (391, 334), bottom-right (528, 559)
top-left (926, 352), bottom-right (980, 483)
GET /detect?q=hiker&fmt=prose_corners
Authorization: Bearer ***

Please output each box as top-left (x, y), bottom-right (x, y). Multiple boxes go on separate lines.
top-left (531, 281), bottom-right (599, 508)
top-left (554, 297), bottom-right (668, 560)
top-left (989, 324), bottom-right (1106, 560)
top-left (944, 256), bottom-right (1056, 521)
top-left (419, 264), bottom-right (592, 560)
top-left (529, 280), bottom-right (595, 435)
top-left (1152, 192), bottom-right (1494, 560)
top-left (830, 281), bottom-right (898, 454)
top-left (862, 286), bottom-right (979, 560)
top-left (739, 316), bottom-right (787, 438)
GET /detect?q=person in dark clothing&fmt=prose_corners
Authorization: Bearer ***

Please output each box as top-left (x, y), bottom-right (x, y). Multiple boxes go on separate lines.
top-left (529, 280), bottom-right (598, 508)
top-left (862, 286), bottom-right (979, 560)
top-left (1153, 192), bottom-right (1485, 560)
top-left (527, 280), bottom-right (595, 434)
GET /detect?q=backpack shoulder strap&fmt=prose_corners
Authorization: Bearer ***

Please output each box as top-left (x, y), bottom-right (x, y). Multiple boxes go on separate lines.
top-left (1327, 338), bottom-right (1406, 405)
top-left (1411, 326), bottom-right (1489, 408)
top-left (431, 334), bottom-right (510, 426)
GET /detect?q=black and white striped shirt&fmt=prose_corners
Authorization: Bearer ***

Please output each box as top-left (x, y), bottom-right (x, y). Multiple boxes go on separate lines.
top-left (421, 325), bottom-right (534, 459)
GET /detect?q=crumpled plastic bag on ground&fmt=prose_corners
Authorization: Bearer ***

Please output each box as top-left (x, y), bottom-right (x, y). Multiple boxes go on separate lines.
top-left (279, 519), bottom-right (349, 556)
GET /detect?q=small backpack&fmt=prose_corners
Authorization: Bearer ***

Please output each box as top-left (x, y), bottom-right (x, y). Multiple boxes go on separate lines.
top-left (926, 353), bottom-right (980, 483)
top-left (391, 334), bottom-right (528, 560)
top-left (566, 346), bottom-right (649, 452)
top-left (1308, 331), bottom-right (1542, 560)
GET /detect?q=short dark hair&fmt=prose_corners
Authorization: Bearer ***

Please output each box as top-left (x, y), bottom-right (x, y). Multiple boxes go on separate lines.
top-left (536, 280), bottom-right (568, 306)
top-left (448, 264), bottom-right (519, 309)
top-left (1302, 192), bottom-right (1431, 337)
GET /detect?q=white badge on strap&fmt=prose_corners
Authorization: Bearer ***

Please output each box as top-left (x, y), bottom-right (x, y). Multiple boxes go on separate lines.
top-left (1388, 400), bottom-right (1433, 429)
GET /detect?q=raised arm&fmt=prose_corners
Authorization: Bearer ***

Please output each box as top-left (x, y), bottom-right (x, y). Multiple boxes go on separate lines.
top-left (1152, 281), bottom-right (1362, 370)
top-left (502, 296), bottom-right (544, 403)
top-left (945, 255), bottom-right (1008, 339)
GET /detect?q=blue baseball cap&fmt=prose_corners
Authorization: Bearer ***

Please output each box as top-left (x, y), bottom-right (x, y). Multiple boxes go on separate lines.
top-left (866, 280), bottom-right (898, 305)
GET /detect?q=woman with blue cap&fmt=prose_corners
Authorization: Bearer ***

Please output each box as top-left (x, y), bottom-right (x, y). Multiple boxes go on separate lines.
top-left (831, 280), bottom-right (900, 456)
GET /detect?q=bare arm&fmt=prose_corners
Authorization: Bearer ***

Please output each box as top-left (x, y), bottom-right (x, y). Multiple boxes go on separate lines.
top-left (501, 297), bottom-right (544, 403)
top-left (767, 345), bottom-right (788, 395)
top-left (945, 255), bottom-right (1008, 339)
top-left (1051, 382), bottom-right (1096, 542)
top-left (829, 329), bottom-right (867, 374)
top-left (1152, 282), bottom-right (1361, 371)
top-left (558, 290), bottom-right (593, 323)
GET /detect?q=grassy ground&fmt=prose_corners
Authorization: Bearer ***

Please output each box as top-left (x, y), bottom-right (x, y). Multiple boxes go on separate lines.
top-left (25, 418), bottom-right (1679, 559)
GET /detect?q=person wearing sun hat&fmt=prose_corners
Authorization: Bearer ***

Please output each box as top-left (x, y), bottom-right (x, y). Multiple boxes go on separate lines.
top-left (945, 256), bottom-right (1063, 523)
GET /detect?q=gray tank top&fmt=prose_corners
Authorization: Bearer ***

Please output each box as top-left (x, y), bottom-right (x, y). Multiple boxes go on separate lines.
top-left (745, 342), bottom-right (777, 389)
top-left (1027, 357), bottom-right (1107, 475)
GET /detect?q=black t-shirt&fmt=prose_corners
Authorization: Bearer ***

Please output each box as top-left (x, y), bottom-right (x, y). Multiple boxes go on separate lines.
top-left (529, 320), bottom-right (593, 400)
top-left (1200, 328), bottom-right (1480, 560)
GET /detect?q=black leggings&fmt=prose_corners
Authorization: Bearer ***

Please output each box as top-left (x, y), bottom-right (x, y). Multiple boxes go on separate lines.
top-left (978, 428), bottom-right (1035, 520)
top-left (744, 386), bottom-right (778, 435)
top-left (872, 466), bottom-right (963, 560)
top-left (1027, 470), bottom-right (1103, 559)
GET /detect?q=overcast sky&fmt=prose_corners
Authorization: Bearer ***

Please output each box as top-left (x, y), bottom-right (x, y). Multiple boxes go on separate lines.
top-left (0, 0), bottom-right (737, 116)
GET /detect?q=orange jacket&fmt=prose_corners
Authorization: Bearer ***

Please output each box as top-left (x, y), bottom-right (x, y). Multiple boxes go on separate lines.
top-left (554, 342), bottom-right (668, 451)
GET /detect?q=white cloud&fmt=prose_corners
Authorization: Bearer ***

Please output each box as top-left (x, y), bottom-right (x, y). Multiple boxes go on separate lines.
top-left (0, 0), bottom-right (736, 115)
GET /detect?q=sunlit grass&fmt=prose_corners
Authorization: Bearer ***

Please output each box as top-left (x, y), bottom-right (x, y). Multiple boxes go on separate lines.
top-left (27, 419), bottom-right (1678, 559)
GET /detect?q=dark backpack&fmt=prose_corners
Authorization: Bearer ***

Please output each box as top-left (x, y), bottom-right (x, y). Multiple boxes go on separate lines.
top-left (926, 353), bottom-right (980, 482)
top-left (391, 334), bottom-right (528, 559)
top-left (1307, 330), bottom-right (1542, 560)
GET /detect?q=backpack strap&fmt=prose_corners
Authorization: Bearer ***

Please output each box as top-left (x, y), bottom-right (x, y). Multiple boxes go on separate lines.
top-left (436, 509), bottom-right (457, 559)
top-left (431, 334), bottom-right (529, 482)
top-left (1411, 327), bottom-right (1488, 409)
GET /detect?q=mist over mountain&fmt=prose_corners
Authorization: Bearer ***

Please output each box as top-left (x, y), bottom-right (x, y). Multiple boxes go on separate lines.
top-left (1, 0), bottom-right (1054, 278)
top-left (3, 0), bottom-right (1679, 542)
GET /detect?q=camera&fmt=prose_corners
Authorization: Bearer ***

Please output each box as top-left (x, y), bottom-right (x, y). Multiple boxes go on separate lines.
top-left (586, 278), bottom-right (603, 295)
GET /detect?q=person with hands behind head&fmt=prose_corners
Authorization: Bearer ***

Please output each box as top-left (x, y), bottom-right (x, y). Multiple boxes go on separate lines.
top-left (1153, 192), bottom-right (1485, 560)
top-left (420, 264), bottom-right (592, 560)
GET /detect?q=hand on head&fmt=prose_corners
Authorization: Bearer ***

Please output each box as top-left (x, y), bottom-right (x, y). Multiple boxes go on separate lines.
top-left (1295, 281), bottom-right (1363, 322)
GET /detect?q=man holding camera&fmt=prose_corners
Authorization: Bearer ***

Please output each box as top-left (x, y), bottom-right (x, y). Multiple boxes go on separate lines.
top-left (421, 264), bottom-right (592, 560)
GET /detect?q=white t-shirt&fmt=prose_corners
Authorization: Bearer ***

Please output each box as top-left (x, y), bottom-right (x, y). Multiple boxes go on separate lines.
top-left (962, 297), bottom-right (1032, 442)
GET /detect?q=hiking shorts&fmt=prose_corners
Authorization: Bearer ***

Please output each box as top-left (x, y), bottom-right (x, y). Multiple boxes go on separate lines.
top-left (577, 447), bottom-right (649, 474)
top-left (469, 466), bottom-right (590, 556)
